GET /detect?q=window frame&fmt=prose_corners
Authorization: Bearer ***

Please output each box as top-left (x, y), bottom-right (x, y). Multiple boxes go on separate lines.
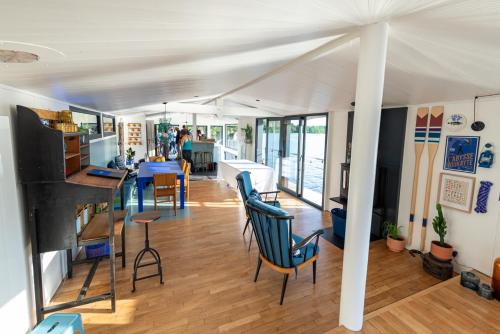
top-left (225, 124), bottom-right (238, 150)
top-left (69, 106), bottom-right (102, 140)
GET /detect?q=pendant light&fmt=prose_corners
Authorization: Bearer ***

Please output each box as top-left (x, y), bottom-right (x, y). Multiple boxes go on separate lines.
top-left (471, 96), bottom-right (485, 131)
top-left (163, 102), bottom-right (168, 120)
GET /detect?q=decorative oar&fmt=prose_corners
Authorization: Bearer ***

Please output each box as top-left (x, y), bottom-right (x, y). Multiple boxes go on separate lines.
top-left (420, 106), bottom-right (444, 251)
top-left (407, 107), bottom-right (429, 246)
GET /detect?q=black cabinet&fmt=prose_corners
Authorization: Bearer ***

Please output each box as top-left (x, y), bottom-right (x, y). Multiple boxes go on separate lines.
top-left (344, 107), bottom-right (407, 238)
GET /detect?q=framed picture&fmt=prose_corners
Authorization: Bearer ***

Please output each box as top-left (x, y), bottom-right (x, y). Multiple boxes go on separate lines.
top-left (443, 136), bottom-right (480, 174)
top-left (437, 172), bottom-right (475, 213)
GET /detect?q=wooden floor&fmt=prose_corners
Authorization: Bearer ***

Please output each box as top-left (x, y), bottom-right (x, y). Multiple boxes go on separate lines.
top-left (50, 180), bottom-right (440, 333)
top-left (332, 273), bottom-right (500, 334)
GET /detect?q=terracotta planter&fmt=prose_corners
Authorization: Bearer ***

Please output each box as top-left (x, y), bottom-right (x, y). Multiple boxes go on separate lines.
top-left (386, 236), bottom-right (405, 252)
top-left (430, 241), bottom-right (453, 261)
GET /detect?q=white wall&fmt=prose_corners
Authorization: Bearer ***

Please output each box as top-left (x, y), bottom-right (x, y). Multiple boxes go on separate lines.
top-left (0, 84), bottom-right (115, 332)
top-left (398, 97), bottom-right (500, 275)
top-left (119, 115), bottom-right (147, 160)
top-left (238, 117), bottom-right (256, 161)
top-left (325, 111), bottom-right (348, 210)
top-left (0, 116), bottom-right (33, 333)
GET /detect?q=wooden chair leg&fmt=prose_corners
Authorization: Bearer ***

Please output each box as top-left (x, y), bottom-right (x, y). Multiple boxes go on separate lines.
top-left (254, 257), bottom-right (262, 282)
top-left (280, 274), bottom-right (289, 305)
top-left (154, 189), bottom-right (157, 210)
top-left (121, 225), bottom-right (126, 268)
top-left (174, 193), bottom-right (177, 216)
top-left (313, 260), bottom-right (317, 284)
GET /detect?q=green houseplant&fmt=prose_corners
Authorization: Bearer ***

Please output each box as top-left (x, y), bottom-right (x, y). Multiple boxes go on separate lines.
top-left (384, 221), bottom-right (405, 252)
top-left (430, 203), bottom-right (454, 260)
top-left (126, 147), bottom-right (136, 165)
top-left (241, 124), bottom-right (253, 144)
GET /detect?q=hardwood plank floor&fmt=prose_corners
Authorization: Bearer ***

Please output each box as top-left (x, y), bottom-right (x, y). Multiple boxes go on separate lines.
top-left (331, 273), bottom-right (500, 334)
top-left (49, 180), bottom-right (439, 333)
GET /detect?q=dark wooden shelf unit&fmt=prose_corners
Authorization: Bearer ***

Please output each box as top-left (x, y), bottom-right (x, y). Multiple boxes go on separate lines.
top-left (15, 105), bottom-right (127, 324)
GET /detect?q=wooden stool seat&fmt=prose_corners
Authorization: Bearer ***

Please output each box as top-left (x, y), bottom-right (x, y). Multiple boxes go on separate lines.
top-left (131, 210), bottom-right (161, 223)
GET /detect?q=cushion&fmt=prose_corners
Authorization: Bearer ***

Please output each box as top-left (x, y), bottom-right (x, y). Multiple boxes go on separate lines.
top-left (107, 160), bottom-right (117, 169)
top-left (249, 189), bottom-right (262, 201)
top-left (115, 155), bottom-right (127, 169)
top-left (291, 234), bottom-right (320, 266)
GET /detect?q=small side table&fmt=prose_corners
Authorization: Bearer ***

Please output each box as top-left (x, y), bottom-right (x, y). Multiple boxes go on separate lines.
top-left (130, 211), bottom-right (164, 292)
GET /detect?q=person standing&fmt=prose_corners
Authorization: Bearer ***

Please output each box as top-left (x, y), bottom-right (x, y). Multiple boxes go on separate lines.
top-left (180, 129), bottom-right (194, 173)
top-left (175, 127), bottom-right (181, 159)
top-left (168, 128), bottom-right (176, 155)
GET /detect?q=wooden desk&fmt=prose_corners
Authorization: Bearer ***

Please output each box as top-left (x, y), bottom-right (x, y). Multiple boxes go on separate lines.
top-left (16, 105), bottom-right (129, 323)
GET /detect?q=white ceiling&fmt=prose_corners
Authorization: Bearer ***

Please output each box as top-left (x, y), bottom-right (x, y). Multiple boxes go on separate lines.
top-left (1, 0), bottom-right (500, 116)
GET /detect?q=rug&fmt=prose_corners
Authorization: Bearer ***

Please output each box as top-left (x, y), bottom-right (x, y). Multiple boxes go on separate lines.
top-left (321, 227), bottom-right (381, 250)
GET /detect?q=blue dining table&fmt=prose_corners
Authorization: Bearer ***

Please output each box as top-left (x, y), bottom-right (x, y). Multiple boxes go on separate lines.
top-left (136, 161), bottom-right (185, 212)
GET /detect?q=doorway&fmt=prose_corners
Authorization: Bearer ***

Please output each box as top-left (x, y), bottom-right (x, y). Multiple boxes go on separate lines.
top-left (255, 114), bottom-right (328, 208)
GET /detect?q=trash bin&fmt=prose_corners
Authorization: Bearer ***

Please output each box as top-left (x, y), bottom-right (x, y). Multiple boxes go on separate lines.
top-left (331, 208), bottom-right (347, 239)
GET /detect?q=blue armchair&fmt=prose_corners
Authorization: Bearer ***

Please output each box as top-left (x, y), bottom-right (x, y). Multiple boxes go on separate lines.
top-left (246, 196), bottom-right (323, 304)
top-left (235, 171), bottom-right (280, 251)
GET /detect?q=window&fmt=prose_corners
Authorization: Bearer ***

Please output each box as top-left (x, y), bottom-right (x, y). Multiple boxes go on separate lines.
top-left (225, 124), bottom-right (238, 150)
top-left (70, 106), bottom-right (101, 140)
top-left (210, 126), bottom-right (223, 144)
top-left (102, 115), bottom-right (116, 136)
top-left (224, 151), bottom-right (238, 160)
top-left (197, 125), bottom-right (208, 136)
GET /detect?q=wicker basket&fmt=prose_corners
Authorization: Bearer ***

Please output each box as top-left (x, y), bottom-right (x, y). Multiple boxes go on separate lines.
top-left (55, 123), bottom-right (78, 133)
top-left (59, 110), bottom-right (73, 123)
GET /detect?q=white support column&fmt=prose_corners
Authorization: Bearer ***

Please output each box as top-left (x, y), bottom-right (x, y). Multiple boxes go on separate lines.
top-left (339, 22), bottom-right (389, 331)
top-left (192, 113), bottom-right (198, 139)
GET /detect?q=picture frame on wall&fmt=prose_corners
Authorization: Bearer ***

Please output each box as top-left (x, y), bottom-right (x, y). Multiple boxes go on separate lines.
top-left (437, 172), bottom-right (476, 213)
top-left (443, 136), bottom-right (480, 174)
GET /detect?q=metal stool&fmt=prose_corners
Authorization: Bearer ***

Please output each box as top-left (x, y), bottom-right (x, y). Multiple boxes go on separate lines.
top-left (31, 313), bottom-right (85, 334)
top-left (203, 151), bottom-right (213, 171)
top-left (193, 151), bottom-right (204, 172)
top-left (130, 211), bottom-right (164, 292)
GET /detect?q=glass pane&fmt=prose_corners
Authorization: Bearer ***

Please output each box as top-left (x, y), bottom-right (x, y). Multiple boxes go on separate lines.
top-left (256, 119), bottom-right (266, 164)
top-left (302, 115), bottom-right (327, 206)
top-left (225, 124), bottom-right (238, 150)
top-left (102, 116), bottom-right (115, 133)
top-left (209, 126), bottom-right (223, 144)
top-left (281, 119), bottom-right (303, 193)
top-left (73, 111), bottom-right (100, 135)
top-left (266, 120), bottom-right (281, 183)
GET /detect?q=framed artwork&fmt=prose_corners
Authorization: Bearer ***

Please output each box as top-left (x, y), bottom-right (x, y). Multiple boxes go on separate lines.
top-left (443, 136), bottom-right (480, 174)
top-left (437, 172), bottom-right (475, 213)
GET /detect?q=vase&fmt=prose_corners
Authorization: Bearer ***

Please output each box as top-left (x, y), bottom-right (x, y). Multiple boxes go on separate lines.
top-left (386, 236), bottom-right (405, 252)
top-left (430, 241), bottom-right (453, 261)
top-left (493, 257), bottom-right (500, 301)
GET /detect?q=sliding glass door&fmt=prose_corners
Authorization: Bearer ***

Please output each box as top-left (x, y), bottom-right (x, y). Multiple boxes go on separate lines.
top-left (280, 118), bottom-right (304, 195)
top-left (302, 115), bottom-right (327, 206)
top-left (255, 114), bottom-right (327, 208)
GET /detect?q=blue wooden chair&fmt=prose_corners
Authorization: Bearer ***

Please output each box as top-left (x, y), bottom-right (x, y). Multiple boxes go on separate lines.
top-left (235, 171), bottom-right (280, 251)
top-left (246, 196), bottom-right (323, 304)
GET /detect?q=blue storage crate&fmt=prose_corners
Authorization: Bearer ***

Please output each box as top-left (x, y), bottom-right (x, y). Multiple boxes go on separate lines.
top-left (331, 208), bottom-right (347, 239)
top-left (85, 242), bottom-right (110, 258)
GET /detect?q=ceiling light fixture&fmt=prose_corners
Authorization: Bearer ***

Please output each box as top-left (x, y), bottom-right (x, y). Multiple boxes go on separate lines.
top-left (256, 99), bottom-right (260, 102)
top-left (0, 49), bottom-right (39, 63)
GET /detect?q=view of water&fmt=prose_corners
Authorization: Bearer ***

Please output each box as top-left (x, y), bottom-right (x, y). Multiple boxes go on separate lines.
top-left (259, 132), bottom-right (326, 206)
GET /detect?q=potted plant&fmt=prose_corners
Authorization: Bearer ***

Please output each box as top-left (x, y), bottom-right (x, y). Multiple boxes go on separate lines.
top-left (384, 221), bottom-right (405, 252)
top-left (126, 147), bottom-right (136, 165)
top-left (241, 124), bottom-right (253, 144)
top-left (431, 203), bottom-right (454, 261)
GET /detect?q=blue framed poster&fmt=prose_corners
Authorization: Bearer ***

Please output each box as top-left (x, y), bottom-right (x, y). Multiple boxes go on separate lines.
top-left (443, 136), bottom-right (480, 174)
